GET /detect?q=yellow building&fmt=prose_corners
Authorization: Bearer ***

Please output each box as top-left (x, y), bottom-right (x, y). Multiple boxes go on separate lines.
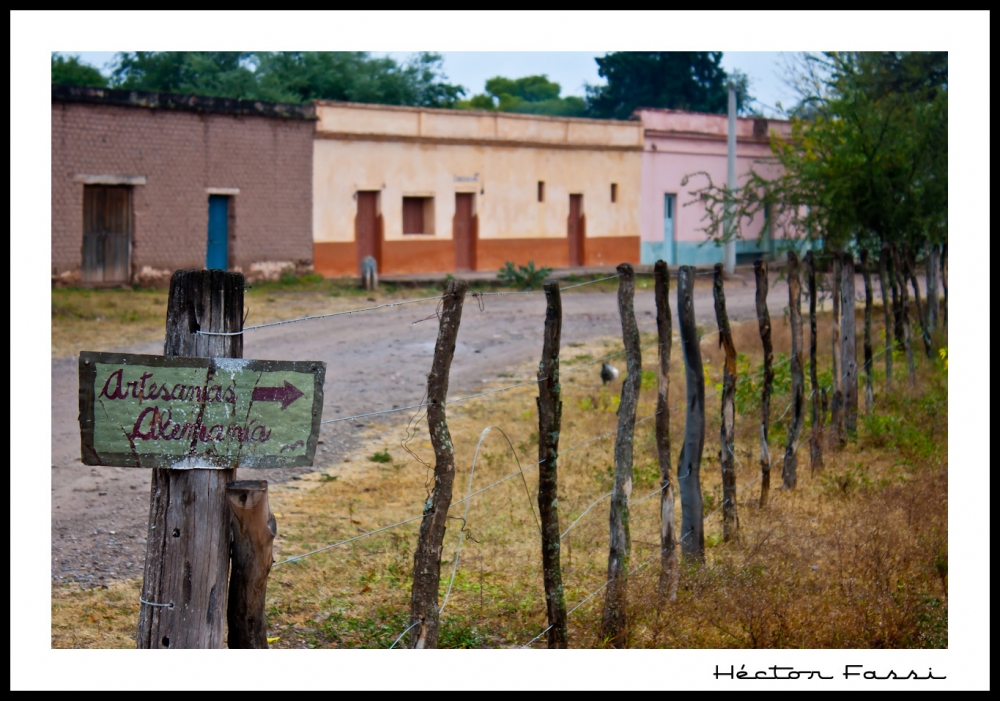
top-left (312, 102), bottom-right (643, 276)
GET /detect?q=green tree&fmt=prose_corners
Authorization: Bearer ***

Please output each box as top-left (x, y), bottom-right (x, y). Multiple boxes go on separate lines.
top-left (51, 54), bottom-right (107, 88)
top-left (457, 75), bottom-right (587, 117)
top-left (101, 51), bottom-right (466, 107)
top-left (585, 52), bottom-right (753, 120)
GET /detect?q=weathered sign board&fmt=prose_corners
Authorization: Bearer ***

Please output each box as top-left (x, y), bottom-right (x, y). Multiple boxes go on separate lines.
top-left (79, 351), bottom-right (326, 469)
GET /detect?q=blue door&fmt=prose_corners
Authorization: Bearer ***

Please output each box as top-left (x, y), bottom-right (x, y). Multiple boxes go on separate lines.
top-left (663, 194), bottom-right (676, 265)
top-left (206, 195), bottom-right (229, 270)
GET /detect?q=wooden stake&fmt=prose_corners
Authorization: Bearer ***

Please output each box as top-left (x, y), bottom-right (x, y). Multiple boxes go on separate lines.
top-left (137, 269), bottom-right (243, 649)
top-left (754, 261), bottom-right (775, 504)
top-left (804, 252), bottom-right (823, 474)
top-left (537, 281), bottom-right (567, 648)
top-left (840, 252), bottom-right (858, 436)
top-left (227, 480), bottom-right (276, 648)
top-left (887, 249), bottom-right (905, 354)
top-left (782, 253), bottom-right (805, 490)
top-left (600, 263), bottom-right (641, 648)
top-left (713, 265), bottom-right (737, 540)
top-left (878, 244), bottom-right (894, 391)
top-left (408, 278), bottom-right (467, 649)
top-left (904, 250), bottom-right (933, 358)
top-left (860, 250), bottom-right (875, 414)
top-left (941, 243), bottom-right (948, 329)
top-left (676, 266), bottom-right (705, 561)
top-left (653, 261), bottom-right (678, 602)
top-left (829, 253), bottom-right (844, 449)
top-left (926, 244), bottom-right (939, 335)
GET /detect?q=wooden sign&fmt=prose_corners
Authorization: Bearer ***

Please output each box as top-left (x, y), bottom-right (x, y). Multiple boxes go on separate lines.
top-left (79, 351), bottom-right (326, 469)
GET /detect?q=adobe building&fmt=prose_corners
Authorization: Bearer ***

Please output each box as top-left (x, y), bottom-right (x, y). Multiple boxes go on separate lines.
top-left (636, 108), bottom-right (797, 266)
top-left (51, 85), bottom-right (316, 286)
top-left (312, 102), bottom-right (643, 277)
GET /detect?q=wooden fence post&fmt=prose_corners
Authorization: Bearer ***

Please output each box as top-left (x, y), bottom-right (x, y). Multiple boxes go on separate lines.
top-left (840, 252), bottom-right (858, 436)
top-left (676, 266), bottom-right (705, 561)
top-left (408, 278), bottom-right (467, 649)
top-left (227, 480), bottom-right (276, 648)
top-left (782, 253), bottom-right (805, 490)
top-left (941, 243), bottom-right (948, 329)
top-left (537, 281), bottom-right (567, 648)
top-left (860, 250), bottom-right (875, 414)
top-left (887, 247), bottom-right (905, 353)
top-left (829, 253), bottom-right (844, 449)
top-left (877, 244), bottom-right (894, 391)
top-left (892, 246), bottom-right (917, 386)
top-left (600, 263), bottom-right (641, 648)
top-left (804, 252), bottom-right (823, 474)
top-left (653, 261), bottom-right (678, 602)
top-left (713, 264), bottom-right (737, 541)
top-left (926, 244), bottom-right (939, 335)
top-left (904, 250), bottom-right (933, 358)
top-left (754, 261), bottom-right (775, 504)
top-left (136, 269), bottom-right (243, 649)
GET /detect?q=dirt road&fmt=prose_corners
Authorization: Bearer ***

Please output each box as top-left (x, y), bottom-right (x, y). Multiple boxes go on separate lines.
top-left (52, 271), bottom-right (792, 585)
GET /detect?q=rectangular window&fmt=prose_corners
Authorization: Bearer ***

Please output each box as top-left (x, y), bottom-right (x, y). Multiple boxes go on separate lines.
top-left (538, 181), bottom-right (545, 203)
top-left (611, 183), bottom-right (618, 203)
top-left (402, 196), bottom-right (434, 235)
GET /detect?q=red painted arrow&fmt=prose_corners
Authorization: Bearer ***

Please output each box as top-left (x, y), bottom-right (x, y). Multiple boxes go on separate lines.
top-left (252, 380), bottom-right (305, 410)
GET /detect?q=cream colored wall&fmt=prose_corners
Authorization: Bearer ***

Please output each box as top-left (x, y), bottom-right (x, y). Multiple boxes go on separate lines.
top-left (313, 136), bottom-right (641, 244)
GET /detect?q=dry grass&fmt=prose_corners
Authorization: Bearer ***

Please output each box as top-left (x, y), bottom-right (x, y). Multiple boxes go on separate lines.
top-left (51, 301), bottom-right (947, 649)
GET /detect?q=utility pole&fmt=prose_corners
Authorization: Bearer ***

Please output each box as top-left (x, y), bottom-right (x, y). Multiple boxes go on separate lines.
top-left (724, 81), bottom-right (737, 274)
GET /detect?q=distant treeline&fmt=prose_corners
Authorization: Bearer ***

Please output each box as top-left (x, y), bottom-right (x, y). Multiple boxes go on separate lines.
top-left (52, 51), bottom-right (754, 120)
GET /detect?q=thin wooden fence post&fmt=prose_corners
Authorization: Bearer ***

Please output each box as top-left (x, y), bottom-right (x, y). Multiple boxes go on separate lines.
top-left (829, 253), bottom-right (844, 449)
top-left (782, 253), bottom-right (805, 490)
top-left (653, 261), bottom-right (678, 602)
top-left (136, 269), bottom-right (243, 649)
top-left (754, 261), bottom-right (775, 504)
top-left (676, 266), bottom-right (705, 561)
top-left (860, 250), bottom-right (875, 414)
top-left (600, 263), bottom-right (641, 648)
top-left (713, 264), bottom-right (737, 541)
top-left (888, 248), bottom-right (905, 353)
top-left (904, 249), bottom-right (933, 358)
top-left (804, 252), bottom-right (823, 474)
top-left (536, 281), bottom-right (567, 648)
top-left (227, 480), bottom-right (276, 648)
top-left (408, 278), bottom-right (467, 649)
top-left (941, 243), bottom-right (948, 329)
top-left (892, 246), bottom-right (917, 386)
top-left (840, 252), bottom-right (858, 436)
top-left (877, 244), bottom-right (894, 391)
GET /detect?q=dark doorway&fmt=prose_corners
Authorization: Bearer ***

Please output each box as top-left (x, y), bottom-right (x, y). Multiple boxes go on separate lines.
top-left (454, 193), bottom-right (477, 271)
top-left (206, 195), bottom-right (230, 271)
top-left (568, 194), bottom-right (585, 267)
top-left (355, 191), bottom-right (383, 272)
top-left (82, 185), bottom-right (131, 285)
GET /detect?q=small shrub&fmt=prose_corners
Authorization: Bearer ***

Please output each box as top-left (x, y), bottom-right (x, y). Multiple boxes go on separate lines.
top-left (368, 449), bottom-right (392, 464)
top-left (497, 261), bottom-right (552, 290)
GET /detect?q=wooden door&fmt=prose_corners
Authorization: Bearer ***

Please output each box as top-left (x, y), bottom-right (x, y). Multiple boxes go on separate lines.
top-left (568, 194), bottom-right (584, 267)
top-left (454, 193), bottom-right (476, 271)
top-left (355, 191), bottom-right (381, 272)
top-left (82, 185), bottom-right (131, 284)
top-left (206, 195), bottom-right (229, 270)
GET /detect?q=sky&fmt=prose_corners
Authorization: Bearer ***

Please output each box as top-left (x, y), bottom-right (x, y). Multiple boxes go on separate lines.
top-left (58, 50), bottom-right (797, 117)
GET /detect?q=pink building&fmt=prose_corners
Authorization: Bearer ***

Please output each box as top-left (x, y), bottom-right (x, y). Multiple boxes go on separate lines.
top-left (637, 108), bottom-right (798, 266)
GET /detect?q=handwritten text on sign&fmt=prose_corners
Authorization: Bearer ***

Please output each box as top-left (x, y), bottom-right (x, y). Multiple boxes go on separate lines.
top-left (79, 352), bottom-right (326, 469)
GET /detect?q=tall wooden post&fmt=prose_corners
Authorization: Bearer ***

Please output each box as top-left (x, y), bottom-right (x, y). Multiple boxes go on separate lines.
top-left (754, 261), bottom-right (775, 504)
top-left (600, 263), bottom-right (641, 648)
top-left (227, 480), bottom-right (276, 648)
top-left (892, 246), bottom-right (917, 386)
top-left (941, 243), bottom-right (948, 329)
top-left (653, 261), bottom-right (678, 602)
top-left (137, 269), bottom-right (243, 649)
top-left (840, 252), bottom-right (858, 436)
top-left (926, 244), bottom-right (940, 335)
top-left (877, 244), bottom-right (894, 391)
top-left (536, 281), bottom-right (567, 648)
top-left (860, 250), bottom-right (875, 414)
top-left (887, 248), bottom-right (905, 353)
top-left (713, 265), bottom-right (737, 540)
top-left (676, 266), bottom-right (705, 561)
top-left (408, 278), bottom-right (467, 649)
top-left (904, 250), bottom-right (933, 358)
top-left (804, 252), bottom-right (823, 473)
top-left (829, 253), bottom-right (844, 449)
top-left (782, 253), bottom-right (805, 490)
